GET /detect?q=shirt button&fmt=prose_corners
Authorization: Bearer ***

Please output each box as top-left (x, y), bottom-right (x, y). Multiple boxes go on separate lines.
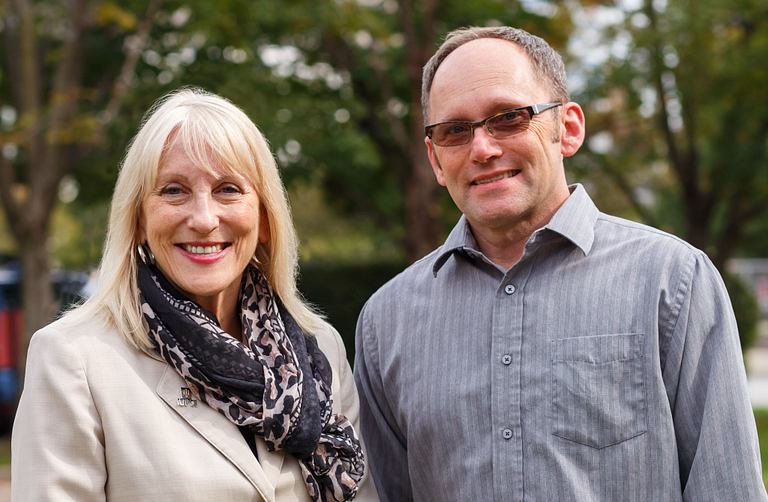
top-left (502, 428), bottom-right (513, 440)
top-left (504, 285), bottom-right (516, 295)
top-left (501, 355), bottom-right (512, 365)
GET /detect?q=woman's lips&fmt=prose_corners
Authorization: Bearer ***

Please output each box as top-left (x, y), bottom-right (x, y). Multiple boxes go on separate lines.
top-left (178, 243), bottom-right (227, 256)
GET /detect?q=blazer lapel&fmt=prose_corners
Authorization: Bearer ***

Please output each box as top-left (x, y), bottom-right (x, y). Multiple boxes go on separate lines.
top-left (255, 435), bottom-right (287, 493)
top-left (156, 365), bottom-right (285, 501)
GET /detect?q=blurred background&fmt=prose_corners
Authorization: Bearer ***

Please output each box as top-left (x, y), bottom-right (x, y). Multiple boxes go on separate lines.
top-left (1, 0), bottom-right (768, 492)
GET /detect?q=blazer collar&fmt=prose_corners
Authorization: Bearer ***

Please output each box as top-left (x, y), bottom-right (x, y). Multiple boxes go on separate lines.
top-left (155, 365), bottom-right (286, 501)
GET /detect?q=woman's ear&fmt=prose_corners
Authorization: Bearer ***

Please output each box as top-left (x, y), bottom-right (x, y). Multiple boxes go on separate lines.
top-left (560, 102), bottom-right (586, 157)
top-left (258, 205), bottom-right (270, 243)
top-left (136, 216), bottom-right (146, 246)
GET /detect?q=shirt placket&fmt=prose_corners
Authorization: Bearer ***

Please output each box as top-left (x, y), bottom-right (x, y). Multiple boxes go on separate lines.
top-left (491, 265), bottom-right (528, 500)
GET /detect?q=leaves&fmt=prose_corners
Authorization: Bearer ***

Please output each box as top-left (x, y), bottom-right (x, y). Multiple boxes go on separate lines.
top-left (576, 0), bottom-right (768, 268)
top-left (95, 2), bottom-right (139, 31)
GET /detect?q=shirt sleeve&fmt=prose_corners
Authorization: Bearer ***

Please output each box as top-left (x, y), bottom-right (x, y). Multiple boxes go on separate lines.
top-left (11, 326), bottom-right (108, 502)
top-left (661, 252), bottom-right (768, 501)
top-left (354, 301), bottom-right (414, 502)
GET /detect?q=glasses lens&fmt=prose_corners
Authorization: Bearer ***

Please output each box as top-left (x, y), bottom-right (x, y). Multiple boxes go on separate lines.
top-left (487, 110), bottom-right (530, 139)
top-left (432, 123), bottom-right (472, 146)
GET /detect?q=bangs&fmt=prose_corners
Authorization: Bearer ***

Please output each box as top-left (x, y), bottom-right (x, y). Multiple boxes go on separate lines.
top-left (161, 106), bottom-right (261, 184)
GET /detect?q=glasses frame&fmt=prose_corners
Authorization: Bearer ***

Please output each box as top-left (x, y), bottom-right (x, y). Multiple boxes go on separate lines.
top-left (424, 102), bottom-right (562, 147)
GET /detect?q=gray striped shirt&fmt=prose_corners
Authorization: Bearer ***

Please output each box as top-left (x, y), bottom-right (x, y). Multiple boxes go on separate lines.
top-left (355, 184), bottom-right (766, 501)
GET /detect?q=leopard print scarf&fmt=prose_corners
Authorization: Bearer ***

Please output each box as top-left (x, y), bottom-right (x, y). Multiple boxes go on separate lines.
top-left (137, 261), bottom-right (364, 501)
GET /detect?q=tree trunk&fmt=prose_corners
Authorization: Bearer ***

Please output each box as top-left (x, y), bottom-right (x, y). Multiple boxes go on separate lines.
top-left (682, 189), bottom-right (711, 252)
top-left (16, 231), bottom-right (56, 380)
top-left (404, 122), bottom-right (441, 262)
top-left (0, 0), bottom-right (162, 383)
top-left (400, 0), bottom-right (441, 262)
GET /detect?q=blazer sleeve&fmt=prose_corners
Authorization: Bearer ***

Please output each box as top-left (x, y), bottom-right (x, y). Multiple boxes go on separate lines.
top-left (324, 325), bottom-right (381, 502)
top-left (12, 325), bottom-right (108, 502)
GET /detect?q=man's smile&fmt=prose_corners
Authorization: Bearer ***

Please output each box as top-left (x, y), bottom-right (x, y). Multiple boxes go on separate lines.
top-left (472, 170), bottom-right (520, 185)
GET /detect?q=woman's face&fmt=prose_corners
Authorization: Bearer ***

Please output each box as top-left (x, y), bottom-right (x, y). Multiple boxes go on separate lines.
top-left (138, 141), bottom-right (269, 314)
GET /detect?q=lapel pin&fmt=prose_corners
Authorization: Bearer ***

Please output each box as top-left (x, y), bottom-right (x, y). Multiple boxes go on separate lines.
top-left (177, 387), bottom-right (197, 407)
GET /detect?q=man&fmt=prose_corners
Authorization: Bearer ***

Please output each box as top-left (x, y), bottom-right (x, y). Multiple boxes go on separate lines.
top-left (354, 26), bottom-right (767, 501)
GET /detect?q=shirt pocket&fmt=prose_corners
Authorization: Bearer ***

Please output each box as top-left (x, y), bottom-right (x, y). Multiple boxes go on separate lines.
top-left (550, 333), bottom-right (647, 449)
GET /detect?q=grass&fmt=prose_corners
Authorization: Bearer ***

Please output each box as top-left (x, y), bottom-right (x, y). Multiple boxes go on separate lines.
top-left (0, 435), bottom-right (8, 466)
top-left (756, 408), bottom-right (768, 490)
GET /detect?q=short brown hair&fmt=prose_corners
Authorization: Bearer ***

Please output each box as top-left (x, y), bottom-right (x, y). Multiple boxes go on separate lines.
top-left (422, 26), bottom-right (569, 124)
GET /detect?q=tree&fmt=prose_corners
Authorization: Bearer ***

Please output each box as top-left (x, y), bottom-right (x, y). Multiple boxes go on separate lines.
top-left (0, 0), bottom-right (162, 373)
top-left (301, 0), bottom-right (577, 261)
top-left (172, 0), bottom-right (577, 262)
top-left (574, 0), bottom-right (768, 271)
top-left (0, 0), bottom-right (582, 373)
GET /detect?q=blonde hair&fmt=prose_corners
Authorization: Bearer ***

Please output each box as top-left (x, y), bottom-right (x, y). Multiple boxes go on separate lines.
top-left (67, 88), bottom-right (327, 348)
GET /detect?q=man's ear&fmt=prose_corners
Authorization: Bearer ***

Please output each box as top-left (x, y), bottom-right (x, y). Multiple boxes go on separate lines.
top-left (560, 102), bottom-right (586, 158)
top-left (425, 137), bottom-right (447, 187)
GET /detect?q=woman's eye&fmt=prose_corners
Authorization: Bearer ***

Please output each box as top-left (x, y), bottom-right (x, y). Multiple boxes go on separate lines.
top-left (219, 184), bottom-right (242, 195)
top-left (161, 186), bottom-right (183, 196)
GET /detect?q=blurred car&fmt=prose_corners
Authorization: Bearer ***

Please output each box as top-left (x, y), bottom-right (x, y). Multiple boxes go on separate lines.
top-left (0, 259), bottom-right (93, 435)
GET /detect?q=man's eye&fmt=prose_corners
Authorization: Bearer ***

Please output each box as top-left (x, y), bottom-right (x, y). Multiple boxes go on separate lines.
top-left (497, 111), bottom-right (522, 123)
top-left (445, 124), bottom-right (470, 136)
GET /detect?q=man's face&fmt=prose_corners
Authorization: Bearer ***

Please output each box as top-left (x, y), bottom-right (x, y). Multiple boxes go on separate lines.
top-left (425, 38), bottom-right (579, 236)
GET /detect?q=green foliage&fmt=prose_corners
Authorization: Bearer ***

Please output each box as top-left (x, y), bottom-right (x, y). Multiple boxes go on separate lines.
top-left (575, 0), bottom-right (768, 266)
top-left (723, 272), bottom-right (760, 353)
top-left (3, 0), bottom-right (582, 271)
top-left (0, 435), bottom-right (9, 463)
top-left (154, 0), bottom-right (580, 255)
top-left (755, 408), bottom-right (768, 490)
top-left (50, 202), bottom-right (110, 271)
top-left (0, 211), bottom-right (16, 256)
top-left (298, 260), bottom-right (407, 365)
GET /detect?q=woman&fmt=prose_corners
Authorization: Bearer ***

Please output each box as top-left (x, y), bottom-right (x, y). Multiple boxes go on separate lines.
top-left (11, 88), bottom-right (379, 502)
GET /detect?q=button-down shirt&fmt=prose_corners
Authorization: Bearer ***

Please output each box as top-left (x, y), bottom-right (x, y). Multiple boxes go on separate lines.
top-left (355, 185), bottom-right (766, 502)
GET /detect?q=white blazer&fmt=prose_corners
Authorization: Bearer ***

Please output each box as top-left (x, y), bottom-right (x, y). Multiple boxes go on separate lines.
top-left (11, 315), bottom-right (379, 502)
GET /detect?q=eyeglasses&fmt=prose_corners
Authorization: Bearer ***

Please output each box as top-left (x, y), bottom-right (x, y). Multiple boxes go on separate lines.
top-left (425, 102), bottom-right (562, 147)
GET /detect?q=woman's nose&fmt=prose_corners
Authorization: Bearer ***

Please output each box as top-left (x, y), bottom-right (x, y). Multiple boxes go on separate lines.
top-left (187, 194), bottom-right (219, 233)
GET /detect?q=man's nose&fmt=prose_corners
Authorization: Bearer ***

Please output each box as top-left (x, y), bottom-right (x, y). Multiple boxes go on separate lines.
top-left (469, 124), bottom-right (503, 163)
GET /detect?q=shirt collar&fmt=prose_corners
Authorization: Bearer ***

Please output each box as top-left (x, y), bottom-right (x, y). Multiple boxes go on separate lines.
top-left (432, 214), bottom-right (477, 277)
top-left (433, 183), bottom-right (599, 276)
top-left (544, 183), bottom-right (598, 256)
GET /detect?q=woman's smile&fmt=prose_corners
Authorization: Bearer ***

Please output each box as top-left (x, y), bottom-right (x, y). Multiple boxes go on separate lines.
top-left (180, 243), bottom-right (226, 255)
top-left (177, 242), bottom-right (230, 263)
